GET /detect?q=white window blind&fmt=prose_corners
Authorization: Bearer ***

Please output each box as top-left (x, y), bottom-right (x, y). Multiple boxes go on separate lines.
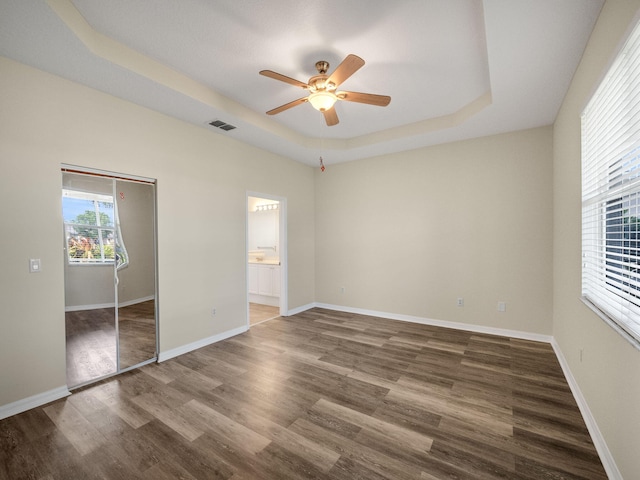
top-left (582, 19), bottom-right (640, 345)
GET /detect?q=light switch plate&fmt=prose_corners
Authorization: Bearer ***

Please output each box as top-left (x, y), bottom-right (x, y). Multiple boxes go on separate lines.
top-left (29, 258), bottom-right (41, 273)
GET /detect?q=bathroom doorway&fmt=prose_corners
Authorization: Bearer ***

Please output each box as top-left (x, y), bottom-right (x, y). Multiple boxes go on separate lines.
top-left (247, 194), bottom-right (287, 326)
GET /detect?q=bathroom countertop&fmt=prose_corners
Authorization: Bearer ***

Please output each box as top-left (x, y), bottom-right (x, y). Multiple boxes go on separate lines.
top-left (248, 259), bottom-right (280, 265)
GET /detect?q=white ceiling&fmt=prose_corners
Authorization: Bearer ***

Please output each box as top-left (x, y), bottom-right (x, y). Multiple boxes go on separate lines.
top-left (0, 0), bottom-right (604, 166)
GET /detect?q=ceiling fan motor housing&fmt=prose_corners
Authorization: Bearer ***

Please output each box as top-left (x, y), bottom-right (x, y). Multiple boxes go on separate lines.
top-left (315, 60), bottom-right (329, 74)
top-left (308, 74), bottom-right (335, 93)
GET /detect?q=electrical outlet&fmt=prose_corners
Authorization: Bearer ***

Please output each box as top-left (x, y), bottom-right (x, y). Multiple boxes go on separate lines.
top-left (29, 258), bottom-right (41, 273)
top-left (340, 287), bottom-right (345, 294)
top-left (498, 301), bottom-right (506, 312)
top-left (457, 297), bottom-right (464, 307)
top-left (212, 308), bottom-right (217, 316)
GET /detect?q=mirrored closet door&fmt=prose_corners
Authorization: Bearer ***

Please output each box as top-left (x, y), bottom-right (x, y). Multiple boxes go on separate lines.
top-left (62, 168), bottom-right (157, 389)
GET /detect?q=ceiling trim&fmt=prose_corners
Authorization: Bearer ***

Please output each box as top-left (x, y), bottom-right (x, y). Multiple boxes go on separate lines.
top-left (45, 0), bottom-right (305, 144)
top-left (46, 0), bottom-right (493, 157)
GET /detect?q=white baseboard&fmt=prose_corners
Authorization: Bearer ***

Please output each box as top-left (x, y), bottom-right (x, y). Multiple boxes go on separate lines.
top-left (157, 324), bottom-right (248, 362)
top-left (286, 302), bottom-right (315, 316)
top-left (0, 386), bottom-right (70, 420)
top-left (551, 339), bottom-right (622, 480)
top-left (313, 303), bottom-right (553, 343)
top-left (65, 295), bottom-right (155, 312)
top-left (119, 295), bottom-right (155, 308)
top-left (65, 302), bottom-right (114, 312)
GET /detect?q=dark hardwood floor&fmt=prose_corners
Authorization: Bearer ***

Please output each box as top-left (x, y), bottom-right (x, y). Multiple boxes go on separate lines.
top-left (3, 308), bottom-right (606, 479)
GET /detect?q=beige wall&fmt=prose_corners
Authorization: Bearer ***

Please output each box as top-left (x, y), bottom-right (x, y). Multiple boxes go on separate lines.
top-left (0, 56), bottom-right (315, 406)
top-left (315, 127), bottom-right (554, 335)
top-left (115, 180), bottom-right (156, 305)
top-left (553, 0), bottom-right (640, 478)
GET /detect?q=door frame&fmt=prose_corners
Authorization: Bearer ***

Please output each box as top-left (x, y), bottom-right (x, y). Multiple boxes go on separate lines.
top-left (246, 192), bottom-right (288, 326)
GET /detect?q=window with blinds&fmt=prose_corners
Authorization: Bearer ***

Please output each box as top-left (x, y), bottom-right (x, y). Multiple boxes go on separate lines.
top-left (582, 18), bottom-right (640, 345)
top-left (62, 189), bottom-right (116, 264)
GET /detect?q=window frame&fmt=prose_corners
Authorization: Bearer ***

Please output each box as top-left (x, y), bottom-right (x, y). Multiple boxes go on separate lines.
top-left (581, 17), bottom-right (640, 348)
top-left (63, 189), bottom-right (116, 266)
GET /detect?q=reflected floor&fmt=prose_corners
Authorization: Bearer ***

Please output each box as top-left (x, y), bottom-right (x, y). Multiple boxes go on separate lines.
top-left (65, 307), bottom-right (116, 387)
top-left (65, 300), bottom-right (156, 388)
top-left (119, 300), bottom-right (156, 369)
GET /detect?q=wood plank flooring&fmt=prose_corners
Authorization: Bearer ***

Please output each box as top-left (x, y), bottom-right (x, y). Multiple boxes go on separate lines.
top-left (250, 303), bottom-right (280, 325)
top-left (2, 308), bottom-right (606, 479)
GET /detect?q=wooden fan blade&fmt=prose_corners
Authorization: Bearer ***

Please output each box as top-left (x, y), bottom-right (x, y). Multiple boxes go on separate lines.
top-left (326, 54), bottom-right (365, 87)
top-left (266, 97), bottom-right (308, 115)
top-left (323, 107), bottom-right (339, 126)
top-left (337, 91), bottom-right (391, 107)
top-left (259, 70), bottom-right (309, 89)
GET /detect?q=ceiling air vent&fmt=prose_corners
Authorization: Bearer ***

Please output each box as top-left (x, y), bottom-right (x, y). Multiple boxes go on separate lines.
top-left (208, 119), bottom-right (236, 131)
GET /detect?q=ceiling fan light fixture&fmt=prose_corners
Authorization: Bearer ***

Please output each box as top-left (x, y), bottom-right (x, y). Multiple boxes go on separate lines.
top-left (308, 91), bottom-right (337, 112)
top-left (260, 54), bottom-right (390, 125)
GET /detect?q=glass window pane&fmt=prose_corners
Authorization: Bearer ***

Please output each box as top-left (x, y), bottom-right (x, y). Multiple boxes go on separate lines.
top-left (67, 227), bottom-right (100, 261)
top-left (101, 229), bottom-right (115, 260)
top-left (98, 202), bottom-right (115, 227)
top-left (63, 197), bottom-right (97, 225)
top-left (63, 189), bottom-right (117, 264)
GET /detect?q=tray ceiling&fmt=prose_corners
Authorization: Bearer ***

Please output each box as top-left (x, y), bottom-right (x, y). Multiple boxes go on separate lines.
top-left (0, 0), bottom-right (604, 166)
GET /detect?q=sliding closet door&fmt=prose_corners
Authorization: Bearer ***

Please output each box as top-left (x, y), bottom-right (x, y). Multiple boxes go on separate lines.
top-left (115, 179), bottom-right (157, 370)
top-left (63, 169), bottom-right (157, 389)
top-left (63, 172), bottom-right (118, 387)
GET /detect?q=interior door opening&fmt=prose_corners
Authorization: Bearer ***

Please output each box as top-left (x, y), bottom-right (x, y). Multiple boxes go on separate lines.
top-left (247, 194), bottom-right (286, 326)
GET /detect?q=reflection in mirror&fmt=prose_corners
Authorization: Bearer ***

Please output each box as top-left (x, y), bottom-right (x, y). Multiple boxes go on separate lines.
top-left (65, 307), bottom-right (118, 387)
top-left (62, 170), bottom-right (157, 388)
top-left (116, 179), bottom-right (157, 370)
top-left (63, 173), bottom-right (118, 387)
top-left (118, 299), bottom-right (156, 368)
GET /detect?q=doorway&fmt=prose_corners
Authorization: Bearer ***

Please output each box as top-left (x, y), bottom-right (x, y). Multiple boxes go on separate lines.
top-left (62, 167), bottom-right (158, 388)
top-left (247, 194), bottom-right (287, 326)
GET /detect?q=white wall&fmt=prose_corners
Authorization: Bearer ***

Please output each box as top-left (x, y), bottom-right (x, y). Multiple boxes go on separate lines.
top-left (0, 56), bottom-right (315, 407)
top-left (315, 126), bottom-right (553, 335)
top-left (553, 0), bottom-right (640, 478)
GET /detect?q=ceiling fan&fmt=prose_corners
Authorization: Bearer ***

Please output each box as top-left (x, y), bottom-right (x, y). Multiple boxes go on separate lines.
top-left (259, 54), bottom-right (391, 126)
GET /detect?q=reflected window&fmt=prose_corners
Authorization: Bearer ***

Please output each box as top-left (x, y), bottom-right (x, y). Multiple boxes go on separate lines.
top-left (63, 189), bottom-right (115, 264)
top-left (62, 189), bottom-right (128, 268)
